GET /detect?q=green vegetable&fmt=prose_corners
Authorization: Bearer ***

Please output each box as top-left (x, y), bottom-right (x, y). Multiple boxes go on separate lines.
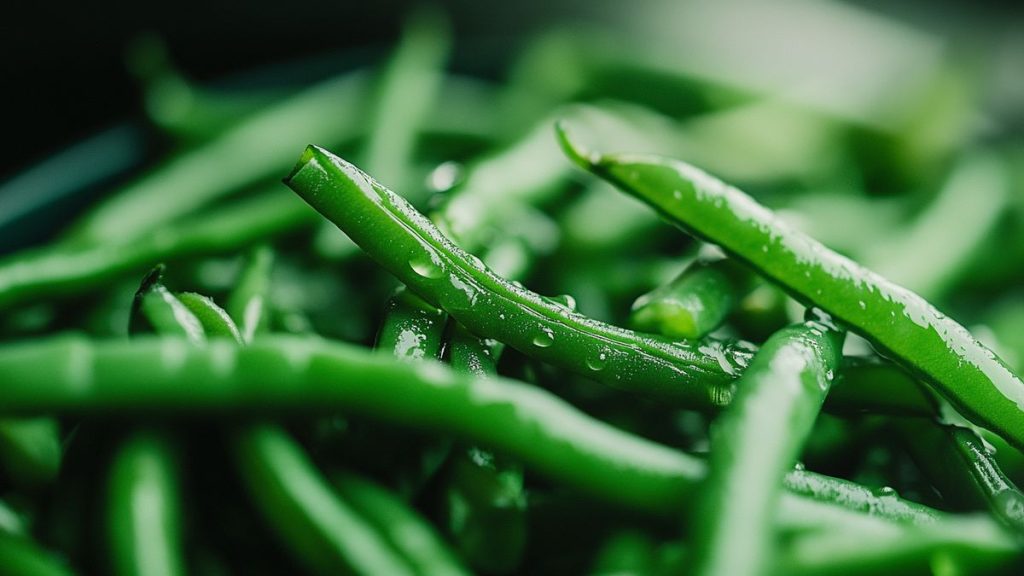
top-left (630, 256), bottom-right (754, 340)
top-left (691, 316), bottom-right (844, 576)
top-left (107, 432), bottom-right (185, 576)
top-left (557, 124), bottom-right (1024, 453)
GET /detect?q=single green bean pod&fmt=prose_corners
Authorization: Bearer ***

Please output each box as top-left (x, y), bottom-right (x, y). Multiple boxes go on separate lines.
top-left (690, 314), bottom-right (844, 576)
top-left (107, 432), bottom-right (186, 576)
top-left (630, 257), bottom-right (754, 340)
top-left (557, 124), bottom-right (1024, 452)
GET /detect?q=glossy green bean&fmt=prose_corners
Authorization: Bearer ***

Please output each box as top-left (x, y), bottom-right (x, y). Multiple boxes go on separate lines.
top-left (0, 334), bottom-right (943, 525)
top-left (775, 514), bottom-right (1018, 576)
top-left (782, 470), bottom-right (939, 526)
top-left (897, 418), bottom-right (1024, 532)
top-left (286, 145), bottom-right (752, 408)
top-left (691, 318), bottom-right (844, 576)
top-left (0, 191), bottom-right (317, 311)
top-left (129, 267), bottom-right (205, 344)
top-left (176, 293), bottom-right (242, 342)
top-left (226, 246), bottom-right (274, 343)
top-left (107, 432), bottom-right (185, 576)
top-left (330, 472), bottom-right (469, 576)
top-left (63, 71), bottom-right (367, 246)
top-left (557, 126), bottom-right (1024, 452)
top-left (375, 287), bottom-right (448, 362)
top-left (630, 257), bottom-right (754, 340)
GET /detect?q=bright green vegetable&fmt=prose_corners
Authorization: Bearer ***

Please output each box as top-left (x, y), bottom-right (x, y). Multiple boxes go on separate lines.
top-left (691, 316), bottom-right (844, 576)
top-left (0, 334), bottom-right (949, 528)
top-left (557, 125), bottom-right (1024, 452)
top-left (0, 191), bottom-right (316, 312)
top-left (630, 257), bottom-right (754, 340)
top-left (107, 432), bottom-right (185, 576)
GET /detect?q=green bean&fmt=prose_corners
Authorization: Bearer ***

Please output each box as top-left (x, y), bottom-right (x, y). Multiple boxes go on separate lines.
top-left (630, 257), bottom-right (754, 340)
top-left (176, 293), bottom-right (242, 342)
top-left (0, 499), bottom-right (26, 537)
top-left (897, 418), bottom-right (1024, 533)
top-left (0, 190), bottom-right (317, 312)
top-left (0, 533), bottom-right (75, 576)
top-left (0, 418), bottom-right (62, 489)
top-left (233, 425), bottom-right (415, 576)
top-left (63, 71), bottom-right (368, 246)
top-left (129, 267), bottom-right (205, 343)
top-left (107, 432), bottom-right (185, 576)
top-left (375, 287), bottom-right (448, 362)
top-left (775, 514), bottom-right (1018, 576)
top-left (557, 126), bottom-right (1024, 452)
top-left (0, 334), bottom-right (943, 525)
top-left (782, 470), bottom-right (939, 526)
top-left (286, 144), bottom-right (753, 408)
top-left (588, 531), bottom-right (657, 576)
top-left (226, 246), bottom-right (274, 343)
top-left (330, 472), bottom-right (469, 576)
top-left (691, 317), bottom-right (844, 576)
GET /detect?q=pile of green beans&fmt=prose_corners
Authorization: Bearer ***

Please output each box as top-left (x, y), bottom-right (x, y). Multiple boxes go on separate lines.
top-left (1, 6), bottom-right (1023, 576)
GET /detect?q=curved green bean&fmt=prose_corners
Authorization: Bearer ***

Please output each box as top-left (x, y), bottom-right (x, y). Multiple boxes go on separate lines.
top-left (375, 287), bottom-right (448, 362)
top-left (691, 317), bottom-right (844, 576)
top-left (897, 418), bottom-right (1024, 533)
top-left (0, 191), bottom-right (317, 312)
top-left (226, 246), bottom-right (274, 343)
top-left (285, 144), bottom-right (753, 408)
top-left (0, 334), bottom-right (941, 525)
top-left (331, 472), bottom-right (469, 576)
top-left (557, 125), bottom-right (1024, 452)
top-left (107, 432), bottom-right (185, 576)
top-left (631, 257), bottom-right (754, 340)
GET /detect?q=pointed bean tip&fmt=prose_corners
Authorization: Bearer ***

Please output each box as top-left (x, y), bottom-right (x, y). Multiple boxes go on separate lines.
top-left (554, 119), bottom-right (601, 171)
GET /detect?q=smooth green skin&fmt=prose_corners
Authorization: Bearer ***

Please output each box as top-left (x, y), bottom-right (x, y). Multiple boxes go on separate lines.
top-left (898, 418), bottom-right (1024, 533)
top-left (375, 287), bottom-right (448, 362)
top-left (0, 418), bottom-right (62, 489)
top-left (782, 469), bottom-right (938, 526)
top-left (286, 145), bottom-right (752, 408)
top-left (0, 191), bottom-right (317, 312)
top-left (631, 258), bottom-right (753, 340)
top-left (233, 425), bottom-right (415, 576)
top-left (0, 334), bottom-right (949, 528)
top-left (331, 472), bottom-right (469, 576)
top-left (226, 246), bottom-right (274, 343)
top-left (444, 326), bottom-right (526, 575)
top-left (176, 293), bottom-right (242, 342)
top-left (130, 268), bottom-right (205, 344)
top-left (0, 534), bottom-right (74, 576)
top-left (691, 320), bottom-right (844, 576)
top-left (588, 532), bottom-right (657, 576)
top-left (63, 71), bottom-right (368, 247)
top-left (107, 432), bottom-right (185, 576)
top-left (775, 514), bottom-right (1018, 576)
top-left (557, 126), bottom-right (1024, 453)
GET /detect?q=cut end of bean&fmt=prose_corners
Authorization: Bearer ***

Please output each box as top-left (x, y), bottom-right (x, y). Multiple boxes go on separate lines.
top-left (284, 145), bottom-right (320, 183)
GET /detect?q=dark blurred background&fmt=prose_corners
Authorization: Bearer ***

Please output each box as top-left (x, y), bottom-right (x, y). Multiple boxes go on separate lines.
top-left (2, 0), bottom-right (1021, 181)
